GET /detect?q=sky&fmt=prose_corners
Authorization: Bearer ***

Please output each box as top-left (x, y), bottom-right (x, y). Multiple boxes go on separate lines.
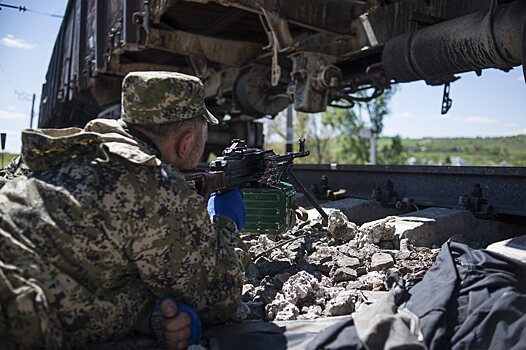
top-left (0, 1), bottom-right (525, 153)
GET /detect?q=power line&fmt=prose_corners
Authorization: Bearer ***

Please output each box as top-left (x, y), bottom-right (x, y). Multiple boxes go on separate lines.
top-left (0, 47), bottom-right (19, 90)
top-left (27, 9), bottom-right (64, 19)
top-left (0, 2), bottom-right (63, 18)
top-left (0, 56), bottom-right (16, 91)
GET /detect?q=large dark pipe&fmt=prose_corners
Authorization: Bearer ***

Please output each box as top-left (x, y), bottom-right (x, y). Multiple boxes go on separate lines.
top-left (383, 0), bottom-right (526, 84)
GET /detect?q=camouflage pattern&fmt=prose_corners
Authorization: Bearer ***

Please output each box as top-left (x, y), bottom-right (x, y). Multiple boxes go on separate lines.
top-left (121, 71), bottom-right (219, 125)
top-left (0, 156), bottom-right (31, 189)
top-left (0, 118), bottom-right (249, 349)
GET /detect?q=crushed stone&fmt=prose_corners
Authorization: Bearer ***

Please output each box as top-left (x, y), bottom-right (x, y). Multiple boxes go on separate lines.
top-left (238, 209), bottom-right (439, 321)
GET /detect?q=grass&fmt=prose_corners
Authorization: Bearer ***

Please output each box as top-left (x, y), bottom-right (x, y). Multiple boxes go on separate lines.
top-left (391, 135), bottom-right (526, 166)
top-left (270, 135), bottom-right (526, 166)
top-left (0, 153), bottom-right (18, 169)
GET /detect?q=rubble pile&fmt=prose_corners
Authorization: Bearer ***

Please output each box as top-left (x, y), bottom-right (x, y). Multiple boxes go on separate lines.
top-left (236, 209), bottom-right (440, 322)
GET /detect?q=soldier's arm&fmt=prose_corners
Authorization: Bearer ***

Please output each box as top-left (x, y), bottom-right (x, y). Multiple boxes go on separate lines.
top-left (128, 167), bottom-right (250, 326)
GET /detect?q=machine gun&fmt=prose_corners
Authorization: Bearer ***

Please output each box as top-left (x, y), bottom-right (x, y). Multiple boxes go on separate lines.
top-left (184, 139), bottom-right (329, 229)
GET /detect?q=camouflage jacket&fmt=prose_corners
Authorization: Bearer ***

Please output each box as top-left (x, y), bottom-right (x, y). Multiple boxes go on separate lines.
top-left (0, 155), bottom-right (31, 189)
top-left (0, 119), bottom-right (249, 349)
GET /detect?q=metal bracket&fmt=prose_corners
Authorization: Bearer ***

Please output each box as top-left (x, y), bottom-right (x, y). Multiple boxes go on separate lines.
top-left (458, 184), bottom-right (493, 216)
top-left (371, 180), bottom-right (418, 212)
top-left (359, 14), bottom-right (379, 47)
top-left (311, 175), bottom-right (347, 200)
top-left (441, 82), bottom-right (452, 115)
top-left (259, 8), bottom-right (293, 86)
top-left (372, 180), bottom-right (398, 205)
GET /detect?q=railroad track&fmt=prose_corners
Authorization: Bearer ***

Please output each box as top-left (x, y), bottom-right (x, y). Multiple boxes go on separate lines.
top-left (292, 164), bottom-right (526, 220)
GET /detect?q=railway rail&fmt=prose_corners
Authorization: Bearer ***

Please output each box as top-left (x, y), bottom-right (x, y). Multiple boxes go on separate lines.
top-left (291, 164), bottom-right (526, 220)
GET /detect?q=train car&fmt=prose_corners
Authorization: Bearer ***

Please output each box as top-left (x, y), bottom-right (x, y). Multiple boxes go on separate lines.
top-left (39, 0), bottom-right (525, 155)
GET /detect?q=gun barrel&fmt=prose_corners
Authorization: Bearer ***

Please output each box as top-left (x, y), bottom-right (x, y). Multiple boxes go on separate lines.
top-left (271, 151), bottom-right (310, 163)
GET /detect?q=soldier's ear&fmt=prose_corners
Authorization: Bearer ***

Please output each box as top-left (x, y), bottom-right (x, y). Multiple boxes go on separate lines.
top-left (176, 130), bottom-right (195, 160)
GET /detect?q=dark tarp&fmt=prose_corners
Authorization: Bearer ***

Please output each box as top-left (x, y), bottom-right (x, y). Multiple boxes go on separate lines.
top-left (405, 242), bottom-right (526, 350)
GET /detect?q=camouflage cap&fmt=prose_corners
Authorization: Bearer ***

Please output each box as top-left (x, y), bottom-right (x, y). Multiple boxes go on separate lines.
top-left (121, 71), bottom-right (219, 125)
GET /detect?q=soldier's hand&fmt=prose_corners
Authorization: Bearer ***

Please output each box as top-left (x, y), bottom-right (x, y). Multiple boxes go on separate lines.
top-left (160, 299), bottom-right (192, 350)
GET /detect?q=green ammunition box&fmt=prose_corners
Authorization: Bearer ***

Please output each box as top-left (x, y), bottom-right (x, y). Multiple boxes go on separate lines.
top-left (242, 182), bottom-right (296, 233)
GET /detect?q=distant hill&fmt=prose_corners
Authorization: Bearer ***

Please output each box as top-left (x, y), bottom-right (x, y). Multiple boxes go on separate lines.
top-left (2, 135), bottom-right (525, 169)
top-left (379, 135), bottom-right (526, 166)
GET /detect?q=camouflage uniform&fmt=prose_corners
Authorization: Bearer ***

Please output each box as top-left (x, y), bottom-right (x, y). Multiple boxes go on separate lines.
top-left (0, 156), bottom-right (31, 189)
top-left (0, 72), bottom-right (249, 349)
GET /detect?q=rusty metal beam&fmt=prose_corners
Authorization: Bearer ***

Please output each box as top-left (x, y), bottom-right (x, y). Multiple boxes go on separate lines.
top-left (168, 0), bottom-right (356, 35)
top-left (204, 8), bottom-right (247, 35)
top-left (146, 28), bottom-right (263, 66)
top-left (104, 60), bottom-right (194, 76)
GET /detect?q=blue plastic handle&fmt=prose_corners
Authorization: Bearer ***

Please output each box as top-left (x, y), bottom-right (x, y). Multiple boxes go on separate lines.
top-left (152, 296), bottom-right (202, 345)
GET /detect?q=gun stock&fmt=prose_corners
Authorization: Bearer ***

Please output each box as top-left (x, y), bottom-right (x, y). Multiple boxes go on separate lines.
top-left (184, 171), bottom-right (226, 200)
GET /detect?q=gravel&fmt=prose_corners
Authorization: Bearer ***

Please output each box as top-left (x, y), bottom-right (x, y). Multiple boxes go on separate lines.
top-left (238, 209), bottom-right (439, 321)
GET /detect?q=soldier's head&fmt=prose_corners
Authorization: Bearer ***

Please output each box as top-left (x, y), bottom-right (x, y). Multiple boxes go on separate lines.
top-left (121, 71), bottom-right (218, 170)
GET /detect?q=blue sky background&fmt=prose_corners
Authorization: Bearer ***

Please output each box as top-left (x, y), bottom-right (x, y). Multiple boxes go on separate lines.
top-left (0, 1), bottom-right (525, 153)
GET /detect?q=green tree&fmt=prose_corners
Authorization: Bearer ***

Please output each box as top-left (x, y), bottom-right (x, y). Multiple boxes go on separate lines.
top-left (378, 135), bottom-right (407, 165)
top-left (265, 110), bottom-right (332, 163)
top-left (322, 107), bottom-right (369, 164)
top-left (364, 88), bottom-right (397, 135)
top-left (322, 87), bottom-right (398, 164)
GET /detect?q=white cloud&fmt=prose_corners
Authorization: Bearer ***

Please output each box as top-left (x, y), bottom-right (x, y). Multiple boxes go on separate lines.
top-left (462, 116), bottom-right (498, 125)
top-left (503, 122), bottom-right (516, 128)
top-left (0, 34), bottom-right (36, 49)
top-left (0, 108), bottom-right (25, 120)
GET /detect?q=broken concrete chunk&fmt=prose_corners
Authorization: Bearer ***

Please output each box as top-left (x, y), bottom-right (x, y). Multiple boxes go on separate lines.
top-left (357, 217), bottom-right (397, 245)
top-left (244, 263), bottom-right (260, 283)
top-left (358, 271), bottom-right (386, 290)
top-left (335, 255), bottom-right (361, 269)
top-left (323, 290), bottom-right (356, 316)
top-left (370, 252), bottom-right (395, 271)
top-left (327, 210), bottom-right (359, 242)
top-left (298, 305), bottom-right (323, 320)
top-left (314, 245), bottom-right (340, 259)
top-left (346, 280), bottom-right (366, 290)
top-left (253, 281), bottom-right (279, 305)
top-left (332, 267), bottom-right (358, 283)
top-left (306, 198), bottom-right (401, 226)
top-left (265, 295), bottom-right (300, 321)
top-left (242, 284), bottom-right (255, 302)
top-left (281, 270), bottom-right (320, 304)
top-left (273, 271), bottom-right (293, 290)
top-left (305, 249), bottom-right (335, 274)
top-left (254, 257), bottom-right (292, 277)
top-left (486, 235), bottom-right (526, 264)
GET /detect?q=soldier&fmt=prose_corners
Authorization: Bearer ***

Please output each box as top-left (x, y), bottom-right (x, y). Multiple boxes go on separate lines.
top-left (0, 71), bottom-right (249, 349)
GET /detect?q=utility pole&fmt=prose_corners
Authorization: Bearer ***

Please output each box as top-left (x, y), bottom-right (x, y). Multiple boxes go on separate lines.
top-left (286, 104), bottom-right (293, 153)
top-left (1, 133), bottom-right (6, 168)
top-left (369, 126), bottom-right (377, 165)
top-left (30, 93), bottom-right (36, 128)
